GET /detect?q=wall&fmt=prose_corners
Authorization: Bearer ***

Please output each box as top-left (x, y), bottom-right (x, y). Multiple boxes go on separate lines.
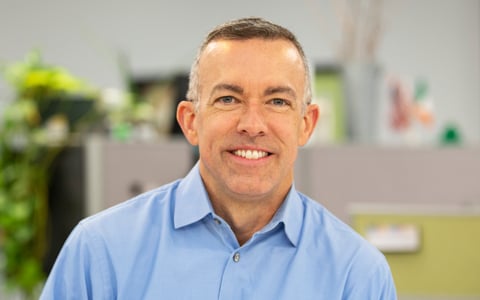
top-left (0, 0), bottom-right (479, 143)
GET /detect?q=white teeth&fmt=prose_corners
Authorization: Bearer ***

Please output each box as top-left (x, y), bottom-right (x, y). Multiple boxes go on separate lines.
top-left (233, 149), bottom-right (268, 160)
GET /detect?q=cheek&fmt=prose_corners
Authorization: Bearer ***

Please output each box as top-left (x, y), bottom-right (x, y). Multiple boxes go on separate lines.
top-left (195, 116), bottom-right (228, 146)
top-left (277, 118), bottom-right (302, 143)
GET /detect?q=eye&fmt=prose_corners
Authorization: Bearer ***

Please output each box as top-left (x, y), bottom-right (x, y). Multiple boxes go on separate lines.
top-left (216, 96), bottom-right (237, 105)
top-left (269, 98), bottom-right (290, 106)
top-left (212, 96), bottom-right (240, 110)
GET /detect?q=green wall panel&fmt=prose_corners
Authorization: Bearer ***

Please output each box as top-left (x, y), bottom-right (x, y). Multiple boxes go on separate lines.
top-left (352, 213), bottom-right (480, 296)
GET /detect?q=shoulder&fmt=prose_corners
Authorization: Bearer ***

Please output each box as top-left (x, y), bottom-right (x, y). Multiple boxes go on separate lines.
top-left (297, 192), bottom-right (363, 241)
top-left (40, 180), bottom-right (185, 299)
top-left (297, 192), bottom-right (388, 267)
top-left (297, 193), bottom-right (396, 298)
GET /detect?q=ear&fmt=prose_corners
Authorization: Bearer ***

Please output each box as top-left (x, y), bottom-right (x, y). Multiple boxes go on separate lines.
top-left (176, 100), bottom-right (199, 145)
top-left (298, 103), bottom-right (320, 146)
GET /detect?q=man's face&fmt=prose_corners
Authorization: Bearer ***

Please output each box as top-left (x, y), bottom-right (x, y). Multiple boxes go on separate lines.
top-left (178, 38), bottom-right (318, 204)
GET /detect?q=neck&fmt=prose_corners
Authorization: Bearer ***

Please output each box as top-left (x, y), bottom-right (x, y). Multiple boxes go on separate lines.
top-left (209, 190), bottom-right (289, 245)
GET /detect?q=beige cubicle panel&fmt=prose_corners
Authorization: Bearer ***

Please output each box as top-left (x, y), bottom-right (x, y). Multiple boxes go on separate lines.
top-left (294, 145), bottom-right (480, 223)
top-left (87, 142), bottom-right (480, 221)
top-left (86, 136), bottom-right (193, 215)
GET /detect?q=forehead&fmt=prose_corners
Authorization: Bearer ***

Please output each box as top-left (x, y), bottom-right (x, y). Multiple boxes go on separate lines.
top-left (201, 38), bottom-right (302, 66)
top-left (197, 38), bottom-right (306, 94)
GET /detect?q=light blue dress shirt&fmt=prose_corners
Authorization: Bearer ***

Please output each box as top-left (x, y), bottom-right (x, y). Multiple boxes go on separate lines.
top-left (41, 164), bottom-right (397, 299)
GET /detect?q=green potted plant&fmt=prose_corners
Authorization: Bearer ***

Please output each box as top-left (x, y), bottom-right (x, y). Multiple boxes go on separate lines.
top-left (0, 51), bottom-right (99, 298)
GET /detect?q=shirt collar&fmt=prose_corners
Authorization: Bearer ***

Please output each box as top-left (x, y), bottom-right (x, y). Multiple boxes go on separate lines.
top-left (174, 163), bottom-right (304, 247)
top-left (263, 185), bottom-right (304, 247)
top-left (174, 163), bottom-right (214, 229)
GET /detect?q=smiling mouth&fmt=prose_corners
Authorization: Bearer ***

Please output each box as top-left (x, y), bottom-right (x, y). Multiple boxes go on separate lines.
top-left (232, 149), bottom-right (270, 160)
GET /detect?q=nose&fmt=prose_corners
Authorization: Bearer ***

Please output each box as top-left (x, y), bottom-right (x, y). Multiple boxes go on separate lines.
top-left (236, 104), bottom-right (268, 137)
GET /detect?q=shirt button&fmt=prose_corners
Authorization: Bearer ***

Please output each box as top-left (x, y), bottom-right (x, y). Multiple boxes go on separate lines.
top-left (213, 218), bottom-right (221, 225)
top-left (233, 252), bottom-right (240, 263)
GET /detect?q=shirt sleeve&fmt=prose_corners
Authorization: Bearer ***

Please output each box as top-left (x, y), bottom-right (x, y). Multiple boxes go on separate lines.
top-left (347, 257), bottom-right (398, 300)
top-left (39, 222), bottom-right (114, 300)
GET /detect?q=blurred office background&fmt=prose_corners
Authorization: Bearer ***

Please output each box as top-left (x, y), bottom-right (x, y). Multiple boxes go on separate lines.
top-left (0, 0), bottom-right (479, 299)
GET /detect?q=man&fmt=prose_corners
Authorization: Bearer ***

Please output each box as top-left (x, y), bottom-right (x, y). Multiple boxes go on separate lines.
top-left (41, 17), bottom-right (397, 299)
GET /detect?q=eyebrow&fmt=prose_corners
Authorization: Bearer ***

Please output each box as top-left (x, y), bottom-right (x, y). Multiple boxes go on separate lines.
top-left (264, 86), bottom-right (297, 99)
top-left (210, 83), bottom-right (244, 97)
top-left (210, 83), bottom-right (296, 99)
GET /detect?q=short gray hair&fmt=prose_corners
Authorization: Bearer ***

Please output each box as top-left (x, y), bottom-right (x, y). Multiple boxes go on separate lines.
top-left (186, 17), bottom-right (312, 112)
